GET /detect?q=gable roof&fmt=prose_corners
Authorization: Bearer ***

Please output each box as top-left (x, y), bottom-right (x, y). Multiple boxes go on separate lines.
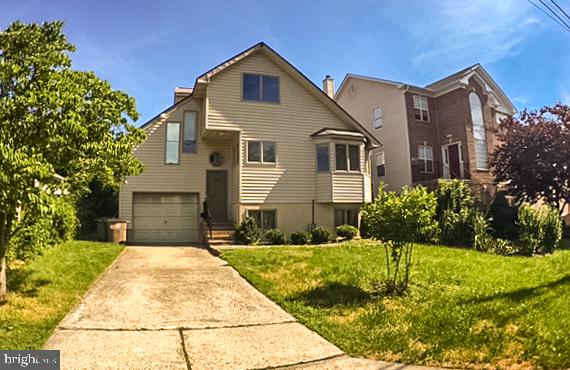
top-left (140, 42), bottom-right (380, 147)
top-left (336, 64), bottom-right (516, 115)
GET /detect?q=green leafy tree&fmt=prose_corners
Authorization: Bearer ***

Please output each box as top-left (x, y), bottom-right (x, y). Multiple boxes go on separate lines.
top-left (0, 21), bottom-right (146, 301)
top-left (362, 184), bottom-right (438, 295)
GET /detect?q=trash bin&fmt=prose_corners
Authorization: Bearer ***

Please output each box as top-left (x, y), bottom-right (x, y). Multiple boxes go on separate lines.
top-left (107, 219), bottom-right (127, 244)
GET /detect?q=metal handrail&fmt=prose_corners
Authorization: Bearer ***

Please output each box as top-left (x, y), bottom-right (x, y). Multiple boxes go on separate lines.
top-left (203, 200), bottom-right (213, 239)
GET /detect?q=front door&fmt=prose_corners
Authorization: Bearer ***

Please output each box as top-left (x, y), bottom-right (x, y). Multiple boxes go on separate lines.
top-left (206, 170), bottom-right (228, 221)
top-left (448, 144), bottom-right (461, 179)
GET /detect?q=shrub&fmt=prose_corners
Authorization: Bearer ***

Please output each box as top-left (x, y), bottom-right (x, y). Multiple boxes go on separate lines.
top-left (489, 192), bottom-right (518, 240)
top-left (440, 208), bottom-right (473, 247)
top-left (8, 196), bottom-right (78, 261)
top-left (541, 207), bottom-right (563, 254)
top-left (362, 184), bottom-right (438, 295)
top-left (290, 231), bottom-right (311, 245)
top-left (310, 226), bottom-right (333, 244)
top-left (264, 229), bottom-right (286, 245)
top-left (435, 180), bottom-right (475, 246)
top-left (435, 179), bottom-right (474, 216)
top-left (336, 225), bottom-right (358, 240)
top-left (517, 205), bottom-right (542, 256)
top-left (233, 217), bottom-right (261, 245)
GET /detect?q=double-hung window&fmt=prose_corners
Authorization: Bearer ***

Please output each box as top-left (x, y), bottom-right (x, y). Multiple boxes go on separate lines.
top-left (376, 151), bottom-right (386, 177)
top-left (373, 106), bottom-right (383, 129)
top-left (165, 122), bottom-right (180, 164)
top-left (418, 144), bottom-right (434, 173)
top-left (247, 210), bottom-right (276, 229)
top-left (413, 95), bottom-right (429, 122)
top-left (183, 111), bottom-right (197, 153)
top-left (247, 141), bottom-right (276, 164)
top-left (316, 144), bottom-right (329, 172)
top-left (335, 144), bottom-right (360, 171)
top-left (243, 74), bottom-right (280, 103)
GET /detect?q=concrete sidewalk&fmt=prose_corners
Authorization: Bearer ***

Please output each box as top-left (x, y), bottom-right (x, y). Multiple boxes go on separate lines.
top-left (45, 247), bottom-right (432, 370)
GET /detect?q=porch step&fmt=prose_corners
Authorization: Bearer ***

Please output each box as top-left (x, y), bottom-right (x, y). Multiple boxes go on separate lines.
top-left (211, 221), bottom-right (234, 230)
top-left (206, 223), bottom-right (234, 246)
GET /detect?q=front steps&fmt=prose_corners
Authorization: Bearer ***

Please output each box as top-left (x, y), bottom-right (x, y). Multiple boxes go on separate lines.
top-left (207, 221), bottom-right (234, 246)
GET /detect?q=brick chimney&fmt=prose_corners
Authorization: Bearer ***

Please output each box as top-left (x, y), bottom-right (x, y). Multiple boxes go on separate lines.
top-left (322, 75), bottom-right (335, 98)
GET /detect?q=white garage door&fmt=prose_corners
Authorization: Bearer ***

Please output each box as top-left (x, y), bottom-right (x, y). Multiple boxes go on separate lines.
top-left (132, 193), bottom-right (199, 244)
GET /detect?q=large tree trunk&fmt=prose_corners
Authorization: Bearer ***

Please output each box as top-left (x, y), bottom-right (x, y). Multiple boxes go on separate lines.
top-left (0, 258), bottom-right (6, 303)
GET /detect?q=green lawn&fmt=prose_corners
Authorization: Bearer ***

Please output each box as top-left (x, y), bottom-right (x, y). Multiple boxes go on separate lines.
top-left (222, 242), bottom-right (570, 369)
top-left (0, 241), bottom-right (123, 349)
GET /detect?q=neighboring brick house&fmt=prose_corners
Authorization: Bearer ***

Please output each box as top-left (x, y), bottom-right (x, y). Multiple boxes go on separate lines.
top-left (333, 64), bottom-right (516, 198)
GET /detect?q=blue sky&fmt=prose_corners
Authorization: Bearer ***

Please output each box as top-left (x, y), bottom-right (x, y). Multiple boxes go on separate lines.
top-left (2, 0), bottom-right (569, 125)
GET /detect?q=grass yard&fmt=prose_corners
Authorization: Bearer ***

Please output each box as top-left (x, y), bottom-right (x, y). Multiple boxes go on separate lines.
top-left (0, 241), bottom-right (123, 349)
top-left (222, 242), bottom-right (570, 369)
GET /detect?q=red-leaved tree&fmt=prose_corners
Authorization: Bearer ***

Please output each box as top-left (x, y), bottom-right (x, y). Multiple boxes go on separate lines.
top-left (492, 103), bottom-right (570, 214)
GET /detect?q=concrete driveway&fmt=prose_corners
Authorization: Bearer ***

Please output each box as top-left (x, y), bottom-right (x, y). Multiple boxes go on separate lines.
top-left (45, 246), bottom-right (429, 370)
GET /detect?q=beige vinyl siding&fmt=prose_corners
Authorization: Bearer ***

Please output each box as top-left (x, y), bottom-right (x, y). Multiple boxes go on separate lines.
top-left (238, 202), bottom-right (352, 235)
top-left (336, 79), bottom-right (411, 193)
top-left (206, 52), bottom-right (369, 204)
top-left (119, 98), bottom-right (234, 227)
top-left (332, 172), bottom-right (364, 203)
top-left (316, 173), bottom-right (332, 203)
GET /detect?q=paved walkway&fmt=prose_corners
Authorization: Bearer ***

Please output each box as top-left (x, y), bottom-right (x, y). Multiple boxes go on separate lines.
top-left (45, 247), bottom-right (432, 370)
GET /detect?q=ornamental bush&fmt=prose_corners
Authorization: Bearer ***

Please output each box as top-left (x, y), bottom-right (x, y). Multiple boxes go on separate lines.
top-left (540, 206), bottom-right (563, 254)
top-left (290, 231), bottom-right (311, 245)
top-left (336, 225), bottom-right (358, 240)
top-left (362, 184), bottom-right (438, 295)
top-left (517, 205), bottom-right (543, 256)
top-left (310, 226), bottom-right (333, 244)
top-left (435, 179), bottom-right (474, 246)
top-left (233, 217), bottom-right (261, 245)
top-left (264, 229), bottom-right (286, 245)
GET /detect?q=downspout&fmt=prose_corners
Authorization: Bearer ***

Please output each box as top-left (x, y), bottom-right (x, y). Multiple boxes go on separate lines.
top-left (400, 84), bottom-right (413, 186)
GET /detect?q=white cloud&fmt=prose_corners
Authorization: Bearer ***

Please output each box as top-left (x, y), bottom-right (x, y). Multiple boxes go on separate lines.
top-left (409, 0), bottom-right (538, 72)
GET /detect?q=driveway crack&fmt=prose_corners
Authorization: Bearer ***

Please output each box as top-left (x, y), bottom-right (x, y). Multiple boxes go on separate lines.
top-left (178, 328), bottom-right (192, 370)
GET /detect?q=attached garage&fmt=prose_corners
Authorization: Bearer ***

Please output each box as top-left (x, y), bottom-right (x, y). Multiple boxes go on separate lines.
top-left (132, 193), bottom-right (200, 244)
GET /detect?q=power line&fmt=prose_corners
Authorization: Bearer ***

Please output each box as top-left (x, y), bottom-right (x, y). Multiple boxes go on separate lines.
top-left (537, 0), bottom-right (570, 30)
top-left (548, 0), bottom-right (570, 23)
top-left (526, 0), bottom-right (570, 32)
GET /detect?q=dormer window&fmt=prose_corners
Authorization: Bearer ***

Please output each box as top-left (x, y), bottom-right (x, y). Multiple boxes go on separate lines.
top-left (243, 74), bottom-right (280, 103)
top-left (413, 95), bottom-right (429, 122)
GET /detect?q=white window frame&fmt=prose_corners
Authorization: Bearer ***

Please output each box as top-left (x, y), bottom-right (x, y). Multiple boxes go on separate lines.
top-left (373, 106), bottom-right (383, 129)
top-left (413, 95), bottom-right (430, 122)
top-left (469, 92), bottom-right (488, 170)
top-left (182, 111), bottom-right (197, 154)
top-left (246, 140), bottom-right (277, 164)
top-left (165, 122), bottom-right (180, 165)
top-left (316, 143), bottom-right (330, 172)
top-left (418, 143), bottom-right (434, 174)
top-left (334, 143), bottom-right (361, 172)
top-left (375, 151), bottom-right (385, 177)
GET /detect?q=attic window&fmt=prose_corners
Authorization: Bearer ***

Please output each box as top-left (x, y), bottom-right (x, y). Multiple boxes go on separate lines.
top-left (243, 74), bottom-right (280, 103)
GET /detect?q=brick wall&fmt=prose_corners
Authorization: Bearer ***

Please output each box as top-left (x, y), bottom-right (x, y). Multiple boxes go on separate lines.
top-left (404, 79), bottom-right (504, 197)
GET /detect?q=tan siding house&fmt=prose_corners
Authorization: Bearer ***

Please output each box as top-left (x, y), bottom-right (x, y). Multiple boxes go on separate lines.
top-left (119, 43), bottom-right (378, 244)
